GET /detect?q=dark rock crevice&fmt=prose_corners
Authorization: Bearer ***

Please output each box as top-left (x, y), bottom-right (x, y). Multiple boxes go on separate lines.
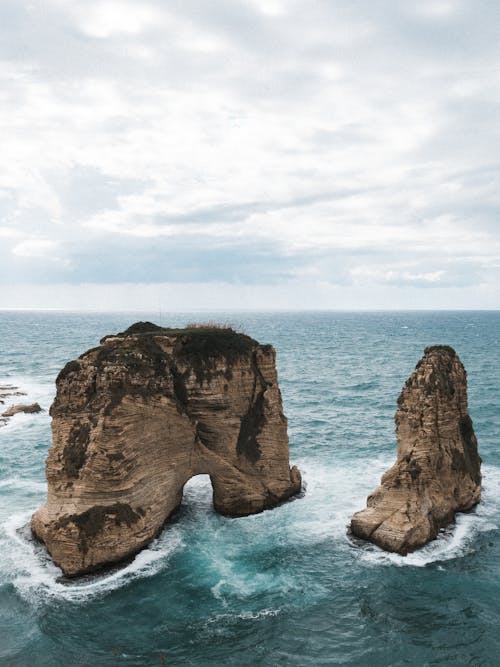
top-left (63, 422), bottom-right (91, 478)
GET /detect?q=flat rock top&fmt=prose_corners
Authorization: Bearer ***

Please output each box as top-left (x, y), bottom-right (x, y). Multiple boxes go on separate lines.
top-left (423, 344), bottom-right (457, 356)
top-left (56, 322), bottom-right (273, 388)
top-left (98, 321), bottom-right (263, 355)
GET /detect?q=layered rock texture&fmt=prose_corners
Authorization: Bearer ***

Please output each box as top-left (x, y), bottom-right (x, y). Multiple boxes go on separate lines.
top-left (351, 346), bottom-right (481, 555)
top-left (32, 322), bottom-right (301, 576)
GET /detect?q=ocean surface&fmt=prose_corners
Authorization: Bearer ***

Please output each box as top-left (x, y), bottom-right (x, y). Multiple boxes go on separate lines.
top-left (0, 311), bottom-right (499, 666)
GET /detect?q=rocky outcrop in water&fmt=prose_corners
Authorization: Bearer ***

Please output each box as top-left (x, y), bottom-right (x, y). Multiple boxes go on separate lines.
top-left (31, 322), bottom-right (301, 576)
top-left (351, 346), bottom-right (481, 555)
top-left (2, 402), bottom-right (42, 418)
top-left (0, 384), bottom-right (27, 404)
top-left (0, 385), bottom-right (35, 426)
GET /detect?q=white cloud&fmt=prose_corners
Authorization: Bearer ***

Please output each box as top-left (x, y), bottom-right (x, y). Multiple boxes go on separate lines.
top-left (0, 227), bottom-right (22, 238)
top-left (64, 1), bottom-right (166, 38)
top-left (0, 0), bottom-right (499, 307)
top-left (248, 0), bottom-right (288, 17)
top-left (351, 267), bottom-right (447, 286)
top-left (12, 239), bottom-right (64, 262)
top-left (413, 1), bottom-right (462, 19)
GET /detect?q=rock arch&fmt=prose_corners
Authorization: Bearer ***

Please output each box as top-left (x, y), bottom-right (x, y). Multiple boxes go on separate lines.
top-left (31, 323), bottom-right (301, 576)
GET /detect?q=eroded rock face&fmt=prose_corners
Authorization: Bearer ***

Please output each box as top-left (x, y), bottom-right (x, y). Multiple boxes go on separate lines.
top-left (31, 322), bottom-right (301, 576)
top-left (351, 346), bottom-right (481, 555)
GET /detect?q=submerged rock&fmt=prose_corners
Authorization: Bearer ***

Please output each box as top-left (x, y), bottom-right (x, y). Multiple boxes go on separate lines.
top-left (31, 322), bottom-right (301, 576)
top-left (351, 346), bottom-right (481, 555)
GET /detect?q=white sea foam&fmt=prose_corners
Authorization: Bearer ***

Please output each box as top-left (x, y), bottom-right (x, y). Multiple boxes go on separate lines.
top-left (210, 565), bottom-right (281, 604)
top-left (2, 450), bottom-right (498, 606)
top-left (291, 455), bottom-right (393, 543)
top-left (1, 374), bottom-right (54, 403)
top-left (183, 473), bottom-right (214, 505)
top-left (205, 607), bottom-right (282, 627)
top-left (286, 456), bottom-right (500, 568)
top-left (0, 411), bottom-right (47, 433)
top-left (0, 375), bottom-right (53, 432)
top-left (0, 478), bottom-right (46, 492)
top-left (237, 608), bottom-right (281, 620)
top-left (1, 509), bottom-right (183, 603)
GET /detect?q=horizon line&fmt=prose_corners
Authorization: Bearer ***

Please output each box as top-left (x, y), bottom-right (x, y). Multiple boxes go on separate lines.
top-left (1, 308), bottom-right (500, 314)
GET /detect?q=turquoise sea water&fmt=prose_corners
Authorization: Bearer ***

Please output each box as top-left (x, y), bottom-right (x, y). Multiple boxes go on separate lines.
top-left (0, 311), bottom-right (499, 666)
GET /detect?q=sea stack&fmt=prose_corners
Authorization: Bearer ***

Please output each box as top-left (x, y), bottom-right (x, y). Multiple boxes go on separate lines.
top-left (31, 322), bottom-right (301, 576)
top-left (351, 346), bottom-right (481, 555)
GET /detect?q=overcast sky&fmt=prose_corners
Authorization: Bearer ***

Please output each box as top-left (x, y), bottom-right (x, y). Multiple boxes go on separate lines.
top-left (1, 0), bottom-right (500, 310)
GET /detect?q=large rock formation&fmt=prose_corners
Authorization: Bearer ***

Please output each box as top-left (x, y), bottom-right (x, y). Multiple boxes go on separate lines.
top-left (351, 346), bottom-right (481, 555)
top-left (32, 322), bottom-right (301, 576)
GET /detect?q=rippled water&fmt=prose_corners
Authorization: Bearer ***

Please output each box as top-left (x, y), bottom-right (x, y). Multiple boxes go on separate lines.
top-left (1, 311), bottom-right (499, 666)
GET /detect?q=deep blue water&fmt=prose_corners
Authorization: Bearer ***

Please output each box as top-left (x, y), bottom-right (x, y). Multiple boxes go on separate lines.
top-left (0, 311), bottom-right (499, 666)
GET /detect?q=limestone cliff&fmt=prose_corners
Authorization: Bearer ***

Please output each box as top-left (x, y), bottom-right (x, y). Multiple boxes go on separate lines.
top-left (351, 346), bottom-right (481, 555)
top-left (31, 322), bottom-right (301, 576)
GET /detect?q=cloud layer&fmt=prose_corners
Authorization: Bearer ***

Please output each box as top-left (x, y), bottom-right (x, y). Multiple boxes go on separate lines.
top-left (1, 0), bottom-right (500, 309)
